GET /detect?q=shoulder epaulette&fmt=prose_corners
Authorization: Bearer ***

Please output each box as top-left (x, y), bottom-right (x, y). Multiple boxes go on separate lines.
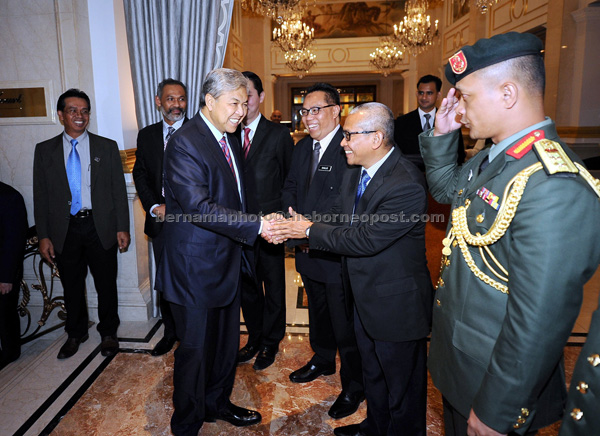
top-left (532, 139), bottom-right (578, 176)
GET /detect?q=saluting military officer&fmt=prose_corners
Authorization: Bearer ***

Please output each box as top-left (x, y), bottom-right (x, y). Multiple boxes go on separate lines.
top-left (420, 32), bottom-right (600, 436)
top-left (559, 292), bottom-right (600, 436)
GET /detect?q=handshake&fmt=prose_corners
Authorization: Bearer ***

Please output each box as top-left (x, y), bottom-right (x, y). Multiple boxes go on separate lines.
top-left (261, 207), bottom-right (313, 245)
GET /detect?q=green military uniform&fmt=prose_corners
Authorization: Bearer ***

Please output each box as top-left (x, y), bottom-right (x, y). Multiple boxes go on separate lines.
top-left (559, 293), bottom-right (600, 435)
top-left (421, 120), bottom-right (600, 433)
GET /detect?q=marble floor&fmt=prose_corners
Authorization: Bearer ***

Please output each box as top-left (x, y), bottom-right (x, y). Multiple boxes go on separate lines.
top-left (1, 259), bottom-right (598, 436)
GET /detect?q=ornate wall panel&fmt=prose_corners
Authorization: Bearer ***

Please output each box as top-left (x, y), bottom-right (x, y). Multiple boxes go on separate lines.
top-left (490, 0), bottom-right (548, 35)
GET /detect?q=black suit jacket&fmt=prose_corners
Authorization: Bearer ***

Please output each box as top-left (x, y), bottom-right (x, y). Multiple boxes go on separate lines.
top-left (236, 115), bottom-right (294, 215)
top-left (394, 109), bottom-right (465, 171)
top-left (33, 132), bottom-right (129, 253)
top-left (0, 182), bottom-right (27, 286)
top-left (156, 114), bottom-right (260, 309)
top-left (132, 118), bottom-right (188, 238)
top-left (281, 127), bottom-right (352, 284)
top-left (309, 148), bottom-right (434, 341)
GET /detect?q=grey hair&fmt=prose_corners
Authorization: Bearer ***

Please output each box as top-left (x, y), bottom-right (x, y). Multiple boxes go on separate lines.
top-left (199, 68), bottom-right (249, 108)
top-left (349, 102), bottom-right (394, 147)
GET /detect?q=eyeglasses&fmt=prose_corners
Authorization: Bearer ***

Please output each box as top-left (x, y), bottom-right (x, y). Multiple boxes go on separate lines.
top-left (65, 108), bottom-right (90, 116)
top-left (342, 130), bottom-right (377, 142)
top-left (298, 104), bottom-right (336, 117)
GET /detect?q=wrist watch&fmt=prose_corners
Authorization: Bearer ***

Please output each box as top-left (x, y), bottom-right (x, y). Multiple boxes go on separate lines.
top-left (305, 226), bottom-right (310, 238)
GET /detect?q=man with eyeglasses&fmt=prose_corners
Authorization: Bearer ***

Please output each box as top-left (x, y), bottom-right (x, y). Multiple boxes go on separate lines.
top-left (33, 88), bottom-right (130, 360)
top-left (272, 102), bottom-right (433, 436)
top-left (282, 83), bottom-right (365, 420)
top-left (133, 78), bottom-right (188, 357)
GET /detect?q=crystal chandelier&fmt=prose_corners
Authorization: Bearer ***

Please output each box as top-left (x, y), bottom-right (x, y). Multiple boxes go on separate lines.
top-left (272, 19), bottom-right (314, 52)
top-left (284, 48), bottom-right (316, 78)
top-left (475, 0), bottom-right (501, 13)
top-left (392, 0), bottom-right (439, 56)
top-left (241, 0), bottom-right (309, 23)
top-left (369, 39), bottom-right (403, 77)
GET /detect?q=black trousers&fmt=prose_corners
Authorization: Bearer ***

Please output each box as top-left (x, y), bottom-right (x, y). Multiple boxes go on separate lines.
top-left (151, 232), bottom-right (176, 339)
top-left (355, 307), bottom-right (427, 436)
top-left (302, 276), bottom-right (363, 396)
top-left (0, 281), bottom-right (21, 361)
top-left (169, 290), bottom-right (241, 436)
top-left (240, 239), bottom-right (286, 348)
top-left (442, 397), bottom-right (538, 436)
top-left (54, 216), bottom-right (119, 339)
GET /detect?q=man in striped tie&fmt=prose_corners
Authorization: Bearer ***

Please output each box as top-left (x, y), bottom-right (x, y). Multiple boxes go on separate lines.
top-left (133, 78), bottom-right (188, 357)
top-left (156, 68), bottom-right (270, 436)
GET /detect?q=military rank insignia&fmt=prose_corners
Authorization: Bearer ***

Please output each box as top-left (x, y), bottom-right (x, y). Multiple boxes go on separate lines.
top-left (533, 139), bottom-right (579, 175)
top-left (506, 130), bottom-right (544, 159)
top-left (476, 187), bottom-right (500, 210)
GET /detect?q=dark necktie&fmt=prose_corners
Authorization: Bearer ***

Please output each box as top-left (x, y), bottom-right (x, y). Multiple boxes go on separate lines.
top-left (243, 127), bottom-right (251, 159)
top-left (219, 135), bottom-right (237, 182)
top-left (353, 169), bottom-right (371, 214)
top-left (67, 138), bottom-right (81, 215)
top-left (479, 154), bottom-right (490, 173)
top-left (164, 126), bottom-right (175, 150)
top-left (423, 113), bottom-right (432, 130)
top-left (309, 141), bottom-right (321, 185)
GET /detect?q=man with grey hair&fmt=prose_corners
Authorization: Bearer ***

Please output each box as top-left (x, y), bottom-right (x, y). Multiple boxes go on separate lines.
top-left (271, 102), bottom-right (434, 436)
top-left (156, 68), bottom-right (271, 435)
top-left (133, 78), bottom-right (187, 357)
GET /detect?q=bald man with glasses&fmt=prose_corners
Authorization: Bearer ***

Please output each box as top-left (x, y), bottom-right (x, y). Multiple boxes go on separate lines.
top-left (282, 82), bottom-right (365, 420)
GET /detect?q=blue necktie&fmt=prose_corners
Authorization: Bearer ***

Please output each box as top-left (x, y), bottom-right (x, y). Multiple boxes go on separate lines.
top-left (67, 138), bottom-right (81, 215)
top-left (353, 169), bottom-right (371, 214)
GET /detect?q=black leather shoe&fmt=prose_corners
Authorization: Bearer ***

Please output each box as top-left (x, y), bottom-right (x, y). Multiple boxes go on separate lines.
top-left (205, 403), bottom-right (261, 427)
top-left (289, 362), bottom-right (335, 383)
top-left (151, 336), bottom-right (177, 356)
top-left (57, 334), bottom-right (89, 359)
top-left (100, 335), bottom-right (119, 357)
top-left (253, 345), bottom-right (278, 370)
top-left (237, 343), bottom-right (260, 363)
top-left (328, 391), bottom-right (365, 419)
top-left (334, 423), bottom-right (364, 436)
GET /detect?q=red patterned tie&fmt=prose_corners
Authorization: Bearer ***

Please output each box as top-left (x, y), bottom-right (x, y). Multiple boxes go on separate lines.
top-left (219, 135), bottom-right (237, 182)
top-left (243, 127), bottom-right (251, 159)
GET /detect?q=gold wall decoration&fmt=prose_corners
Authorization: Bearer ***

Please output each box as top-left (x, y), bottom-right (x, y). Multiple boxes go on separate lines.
top-left (0, 80), bottom-right (55, 125)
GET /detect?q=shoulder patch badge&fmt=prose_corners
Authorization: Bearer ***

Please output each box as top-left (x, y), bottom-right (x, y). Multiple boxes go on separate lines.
top-left (506, 130), bottom-right (544, 159)
top-left (449, 50), bottom-right (467, 74)
top-left (533, 139), bottom-right (578, 175)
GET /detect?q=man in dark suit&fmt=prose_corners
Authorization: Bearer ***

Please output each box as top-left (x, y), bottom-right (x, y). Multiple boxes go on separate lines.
top-left (271, 102), bottom-right (433, 436)
top-left (155, 68), bottom-right (267, 436)
top-left (0, 182), bottom-right (28, 370)
top-left (281, 83), bottom-right (364, 420)
top-left (33, 89), bottom-right (130, 359)
top-left (133, 78), bottom-right (187, 357)
top-left (394, 74), bottom-right (465, 171)
top-left (235, 71), bottom-right (294, 370)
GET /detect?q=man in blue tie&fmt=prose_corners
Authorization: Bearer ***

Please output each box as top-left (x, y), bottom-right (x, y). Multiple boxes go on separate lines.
top-left (271, 102), bottom-right (434, 436)
top-left (33, 89), bottom-right (130, 359)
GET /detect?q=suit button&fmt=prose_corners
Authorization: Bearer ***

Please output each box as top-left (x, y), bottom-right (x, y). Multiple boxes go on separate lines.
top-left (516, 417), bottom-right (526, 425)
top-left (436, 299), bottom-right (441, 307)
top-left (521, 408), bottom-right (529, 417)
top-left (570, 408), bottom-right (583, 421)
top-left (513, 423), bottom-right (521, 429)
top-left (588, 354), bottom-right (600, 367)
top-left (458, 189), bottom-right (463, 196)
top-left (576, 381), bottom-right (589, 394)
top-left (476, 214), bottom-right (484, 223)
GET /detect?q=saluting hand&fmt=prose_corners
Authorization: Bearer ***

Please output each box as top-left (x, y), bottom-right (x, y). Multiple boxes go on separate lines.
top-left (434, 88), bottom-right (462, 136)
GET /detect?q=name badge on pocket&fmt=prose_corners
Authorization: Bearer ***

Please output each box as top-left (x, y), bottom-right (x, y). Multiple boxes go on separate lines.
top-left (318, 165), bottom-right (332, 172)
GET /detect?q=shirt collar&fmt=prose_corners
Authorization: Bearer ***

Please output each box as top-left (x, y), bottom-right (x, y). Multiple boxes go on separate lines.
top-left (418, 107), bottom-right (436, 121)
top-left (313, 124), bottom-right (341, 150)
top-left (489, 117), bottom-right (552, 162)
top-left (363, 147), bottom-right (395, 180)
top-left (200, 111), bottom-right (230, 143)
top-left (63, 130), bottom-right (88, 143)
top-left (163, 118), bottom-right (184, 135)
top-left (243, 113), bottom-right (261, 132)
